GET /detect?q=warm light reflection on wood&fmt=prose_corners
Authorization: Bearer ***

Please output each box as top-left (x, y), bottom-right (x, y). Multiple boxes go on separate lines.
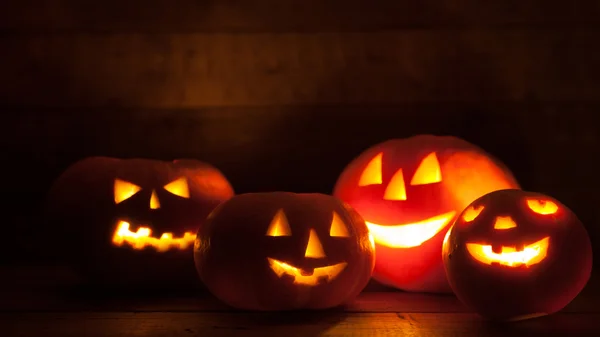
top-left (112, 221), bottom-right (196, 252)
top-left (365, 211), bottom-right (456, 248)
top-left (268, 258), bottom-right (347, 286)
top-left (466, 237), bottom-right (550, 267)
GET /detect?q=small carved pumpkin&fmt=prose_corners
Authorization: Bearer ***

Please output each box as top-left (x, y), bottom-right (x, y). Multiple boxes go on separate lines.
top-left (194, 192), bottom-right (375, 310)
top-left (442, 189), bottom-right (593, 321)
top-left (45, 157), bottom-right (234, 288)
top-left (333, 135), bottom-right (520, 293)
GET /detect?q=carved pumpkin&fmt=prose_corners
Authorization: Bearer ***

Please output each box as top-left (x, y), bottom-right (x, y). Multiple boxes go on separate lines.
top-left (442, 189), bottom-right (593, 321)
top-left (45, 157), bottom-right (234, 288)
top-left (333, 135), bottom-right (520, 293)
top-left (194, 192), bottom-right (375, 310)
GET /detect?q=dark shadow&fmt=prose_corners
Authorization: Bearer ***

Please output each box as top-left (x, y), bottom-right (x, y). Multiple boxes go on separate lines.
top-left (362, 278), bottom-right (400, 292)
top-left (239, 32), bottom-right (534, 196)
top-left (207, 310), bottom-right (348, 337)
top-left (0, 0), bottom-right (217, 266)
top-left (472, 313), bottom-right (599, 337)
top-left (57, 281), bottom-right (211, 300)
top-left (362, 278), bottom-right (456, 297)
top-left (50, 284), bottom-right (224, 312)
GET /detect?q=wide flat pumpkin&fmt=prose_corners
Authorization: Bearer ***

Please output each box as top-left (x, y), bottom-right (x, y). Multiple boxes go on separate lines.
top-left (45, 157), bottom-right (234, 289)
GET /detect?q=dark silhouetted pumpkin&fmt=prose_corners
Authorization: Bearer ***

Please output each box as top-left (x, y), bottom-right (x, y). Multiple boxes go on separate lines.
top-left (443, 189), bottom-right (592, 321)
top-left (194, 192), bottom-right (375, 310)
top-left (45, 157), bottom-right (234, 288)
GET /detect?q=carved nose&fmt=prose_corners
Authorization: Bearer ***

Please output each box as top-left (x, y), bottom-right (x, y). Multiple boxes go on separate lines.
top-left (384, 168), bottom-right (407, 200)
top-left (493, 216), bottom-right (517, 230)
top-left (149, 190), bottom-right (161, 209)
top-left (304, 229), bottom-right (326, 258)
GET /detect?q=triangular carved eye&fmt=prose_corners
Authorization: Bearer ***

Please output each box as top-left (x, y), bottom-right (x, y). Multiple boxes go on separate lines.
top-left (266, 209), bottom-right (291, 236)
top-left (358, 152), bottom-right (383, 186)
top-left (411, 152), bottom-right (442, 185)
top-left (164, 177), bottom-right (190, 198)
top-left (330, 211), bottom-right (350, 237)
top-left (114, 179), bottom-right (141, 204)
top-left (462, 205), bottom-right (484, 222)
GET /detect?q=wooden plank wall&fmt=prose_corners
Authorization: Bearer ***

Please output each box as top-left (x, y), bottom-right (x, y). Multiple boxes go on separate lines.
top-left (1, 0), bottom-right (599, 265)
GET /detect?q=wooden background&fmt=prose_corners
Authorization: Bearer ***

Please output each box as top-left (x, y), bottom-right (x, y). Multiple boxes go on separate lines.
top-left (0, 0), bottom-right (599, 266)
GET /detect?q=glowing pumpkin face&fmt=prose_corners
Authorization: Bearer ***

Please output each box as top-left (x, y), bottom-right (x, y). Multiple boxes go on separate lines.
top-left (333, 135), bottom-right (520, 293)
top-left (442, 189), bottom-right (593, 321)
top-left (45, 157), bottom-right (234, 287)
top-left (194, 192), bottom-right (375, 310)
top-left (112, 176), bottom-right (197, 251)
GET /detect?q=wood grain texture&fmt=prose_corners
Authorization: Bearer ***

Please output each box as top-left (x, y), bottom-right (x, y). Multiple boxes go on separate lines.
top-left (3, 312), bottom-right (600, 337)
top-left (0, 271), bottom-right (598, 336)
top-left (1, 0), bottom-right (597, 33)
top-left (0, 260), bottom-right (598, 314)
top-left (0, 30), bottom-right (596, 108)
top-left (2, 287), bottom-right (598, 314)
top-left (0, 289), bottom-right (466, 313)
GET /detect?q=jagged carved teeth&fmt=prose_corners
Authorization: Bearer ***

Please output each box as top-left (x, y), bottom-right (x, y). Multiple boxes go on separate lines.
top-left (492, 244), bottom-right (503, 254)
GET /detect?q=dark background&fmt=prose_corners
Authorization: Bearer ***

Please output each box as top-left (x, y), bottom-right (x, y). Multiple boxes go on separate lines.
top-left (0, 0), bottom-right (598, 267)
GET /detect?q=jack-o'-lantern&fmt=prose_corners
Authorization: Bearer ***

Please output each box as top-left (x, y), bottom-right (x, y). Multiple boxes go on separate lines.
top-left (194, 192), bottom-right (375, 310)
top-left (442, 189), bottom-right (593, 321)
top-left (45, 157), bottom-right (234, 288)
top-left (333, 135), bottom-right (520, 293)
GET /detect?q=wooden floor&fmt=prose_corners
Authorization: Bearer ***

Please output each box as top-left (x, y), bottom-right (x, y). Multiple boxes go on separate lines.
top-left (1, 266), bottom-right (599, 336)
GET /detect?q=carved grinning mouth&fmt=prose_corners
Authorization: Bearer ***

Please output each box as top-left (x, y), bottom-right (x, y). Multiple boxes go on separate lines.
top-left (111, 220), bottom-right (196, 252)
top-left (466, 237), bottom-right (550, 268)
top-left (267, 258), bottom-right (348, 286)
top-left (364, 211), bottom-right (457, 248)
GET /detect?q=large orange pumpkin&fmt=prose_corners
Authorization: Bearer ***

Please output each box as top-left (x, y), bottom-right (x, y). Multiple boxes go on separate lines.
top-left (443, 189), bottom-right (592, 321)
top-left (333, 135), bottom-right (520, 293)
top-left (194, 192), bottom-right (375, 310)
top-left (45, 157), bottom-right (234, 288)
